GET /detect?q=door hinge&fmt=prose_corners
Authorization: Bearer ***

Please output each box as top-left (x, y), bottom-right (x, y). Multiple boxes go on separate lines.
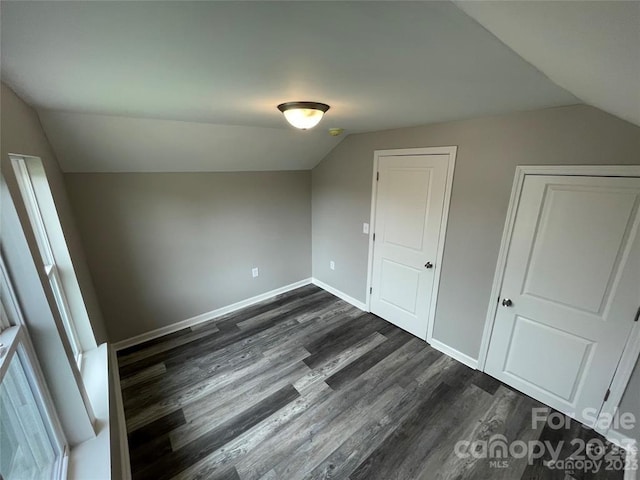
top-left (634, 305), bottom-right (640, 322)
top-left (376, 172), bottom-right (379, 181)
top-left (373, 233), bottom-right (376, 242)
top-left (370, 287), bottom-right (373, 294)
top-left (604, 389), bottom-right (611, 402)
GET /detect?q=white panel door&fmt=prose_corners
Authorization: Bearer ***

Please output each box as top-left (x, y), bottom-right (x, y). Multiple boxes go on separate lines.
top-left (370, 155), bottom-right (449, 339)
top-left (485, 175), bottom-right (640, 426)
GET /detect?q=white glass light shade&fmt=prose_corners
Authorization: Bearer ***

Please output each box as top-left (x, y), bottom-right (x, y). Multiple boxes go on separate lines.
top-left (283, 108), bottom-right (325, 129)
top-left (277, 102), bottom-right (330, 130)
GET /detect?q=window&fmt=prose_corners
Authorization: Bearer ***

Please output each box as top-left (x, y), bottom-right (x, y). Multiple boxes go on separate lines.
top-left (11, 157), bottom-right (83, 365)
top-left (3, 154), bottom-right (106, 479)
top-left (0, 258), bottom-right (69, 480)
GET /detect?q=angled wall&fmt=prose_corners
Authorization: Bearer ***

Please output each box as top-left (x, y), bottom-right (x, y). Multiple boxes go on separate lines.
top-left (312, 104), bottom-right (640, 361)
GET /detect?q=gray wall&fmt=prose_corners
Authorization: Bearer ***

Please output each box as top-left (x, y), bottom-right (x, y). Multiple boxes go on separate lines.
top-left (65, 172), bottom-right (312, 343)
top-left (312, 104), bottom-right (640, 361)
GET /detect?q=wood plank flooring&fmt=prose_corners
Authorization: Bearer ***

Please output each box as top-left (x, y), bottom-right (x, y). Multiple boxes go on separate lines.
top-left (117, 285), bottom-right (626, 480)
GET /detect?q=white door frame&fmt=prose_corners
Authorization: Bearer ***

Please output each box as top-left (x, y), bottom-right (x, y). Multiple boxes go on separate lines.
top-left (478, 164), bottom-right (640, 438)
top-left (365, 146), bottom-right (457, 342)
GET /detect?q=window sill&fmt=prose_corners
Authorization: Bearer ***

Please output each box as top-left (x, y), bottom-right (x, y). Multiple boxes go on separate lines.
top-left (68, 343), bottom-right (111, 480)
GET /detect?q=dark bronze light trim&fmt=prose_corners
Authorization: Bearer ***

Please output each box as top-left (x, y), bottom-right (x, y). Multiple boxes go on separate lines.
top-left (277, 102), bottom-right (330, 113)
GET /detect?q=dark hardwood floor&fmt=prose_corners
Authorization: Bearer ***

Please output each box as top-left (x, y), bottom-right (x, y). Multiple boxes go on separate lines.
top-left (117, 285), bottom-right (625, 480)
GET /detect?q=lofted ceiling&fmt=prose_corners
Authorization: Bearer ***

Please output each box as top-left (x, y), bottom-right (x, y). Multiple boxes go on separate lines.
top-left (455, 0), bottom-right (640, 127)
top-left (1, 1), bottom-right (633, 172)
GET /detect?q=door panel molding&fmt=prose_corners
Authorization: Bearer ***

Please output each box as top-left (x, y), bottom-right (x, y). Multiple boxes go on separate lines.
top-left (478, 164), bottom-right (640, 438)
top-left (366, 146), bottom-right (457, 342)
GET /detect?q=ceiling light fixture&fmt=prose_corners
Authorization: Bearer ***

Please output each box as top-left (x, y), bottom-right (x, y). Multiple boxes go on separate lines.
top-left (277, 101), bottom-right (330, 130)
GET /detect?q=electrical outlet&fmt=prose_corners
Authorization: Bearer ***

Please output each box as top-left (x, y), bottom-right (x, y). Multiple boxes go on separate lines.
top-left (252, 267), bottom-right (259, 278)
top-left (330, 261), bottom-right (335, 270)
top-left (363, 223), bottom-right (369, 234)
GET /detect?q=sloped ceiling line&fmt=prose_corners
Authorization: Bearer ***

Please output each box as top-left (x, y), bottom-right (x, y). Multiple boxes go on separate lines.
top-left (3, 1), bottom-right (635, 172)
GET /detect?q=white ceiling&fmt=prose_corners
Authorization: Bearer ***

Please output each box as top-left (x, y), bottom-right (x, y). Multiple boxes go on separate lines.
top-left (456, 0), bottom-right (640, 127)
top-left (2, 1), bottom-right (629, 172)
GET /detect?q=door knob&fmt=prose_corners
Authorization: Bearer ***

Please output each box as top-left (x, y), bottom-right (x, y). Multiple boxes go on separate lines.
top-left (425, 262), bottom-right (433, 269)
top-left (502, 298), bottom-right (513, 307)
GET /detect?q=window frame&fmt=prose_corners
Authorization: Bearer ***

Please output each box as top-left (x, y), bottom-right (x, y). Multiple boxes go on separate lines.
top-left (10, 156), bottom-right (83, 365)
top-left (1, 255), bottom-right (69, 480)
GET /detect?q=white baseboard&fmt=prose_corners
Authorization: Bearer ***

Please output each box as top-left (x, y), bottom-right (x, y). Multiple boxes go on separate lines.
top-left (311, 278), bottom-right (368, 311)
top-left (109, 346), bottom-right (131, 480)
top-left (113, 278), bottom-right (312, 351)
top-left (607, 430), bottom-right (638, 480)
top-left (112, 275), bottom-right (480, 379)
top-left (624, 445), bottom-right (639, 480)
top-left (310, 279), bottom-right (481, 372)
top-left (625, 452), bottom-right (638, 480)
top-left (607, 428), bottom-right (638, 452)
top-left (428, 338), bottom-right (479, 369)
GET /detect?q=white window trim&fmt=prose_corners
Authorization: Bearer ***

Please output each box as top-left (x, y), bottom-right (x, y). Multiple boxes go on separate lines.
top-left (3, 248), bottom-right (113, 478)
top-left (0, 255), bottom-right (21, 332)
top-left (1, 256), bottom-right (69, 455)
top-left (11, 158), bottom-right (55, 266)
top-left (0, 327), bottom-right (69, 480)
top-left (1, 256), bottom-right (71, 480)
top-left (2, 171), bottom-right (98, 446)
top-left (45, 264), bottom-right (83, 365)
top-left (6, 156), bottom-right (112, 478)
top-left (10, 155), bottom-right (84, 365)
top-left (0, 296), bottom-right (10, 332)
